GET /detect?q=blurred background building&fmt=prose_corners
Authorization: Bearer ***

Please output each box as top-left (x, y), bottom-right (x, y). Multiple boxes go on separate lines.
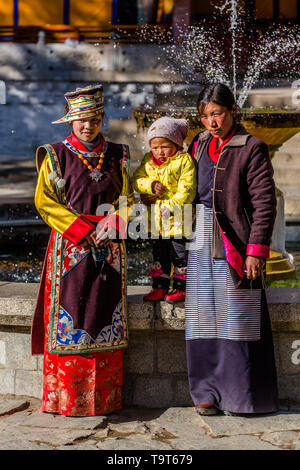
top-left (0, 1), bottom-right (299, 40)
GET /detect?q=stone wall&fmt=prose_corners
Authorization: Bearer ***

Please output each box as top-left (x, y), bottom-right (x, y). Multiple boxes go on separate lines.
top-left (0, 43), bottom-right (298, 167)
top-left (0, 282), bottom-right (300, 408)
top-left (0, 42), bottom-right (199, 166)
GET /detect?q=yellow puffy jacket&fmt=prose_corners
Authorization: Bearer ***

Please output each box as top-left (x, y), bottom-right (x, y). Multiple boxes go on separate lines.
top-left (132, 151), bottom-right (196, 238)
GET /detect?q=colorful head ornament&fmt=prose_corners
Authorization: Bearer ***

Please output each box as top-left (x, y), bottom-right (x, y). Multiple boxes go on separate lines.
top-left (52, 84), bottom-right (104, 124)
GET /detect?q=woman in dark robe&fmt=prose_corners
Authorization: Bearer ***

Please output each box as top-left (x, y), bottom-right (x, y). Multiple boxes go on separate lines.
top-left (31, 84), bottom-right (134, 416)
top-left (185, 83), bottom-right (279, 416)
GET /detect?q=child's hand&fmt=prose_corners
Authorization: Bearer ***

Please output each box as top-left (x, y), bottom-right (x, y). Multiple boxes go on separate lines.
top-left (140, 193), bottom-right (157, 206)
top-left (152, 181), bottom-right (166, 196)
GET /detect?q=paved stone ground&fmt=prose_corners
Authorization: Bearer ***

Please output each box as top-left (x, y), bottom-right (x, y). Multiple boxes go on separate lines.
top-left (0, 395), bottom-right (299, 451)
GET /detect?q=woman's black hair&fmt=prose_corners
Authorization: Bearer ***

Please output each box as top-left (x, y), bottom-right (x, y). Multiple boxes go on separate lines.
top-left (197, 83), bottom-right (236, 114)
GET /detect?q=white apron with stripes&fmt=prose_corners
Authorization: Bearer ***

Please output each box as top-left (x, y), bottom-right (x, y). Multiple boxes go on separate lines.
top-left (185, 204), bottom-right (261, 342)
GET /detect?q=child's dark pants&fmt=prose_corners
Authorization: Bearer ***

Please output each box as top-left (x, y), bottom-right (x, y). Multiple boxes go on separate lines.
top-left (150, 238), bottom-right (188, 291)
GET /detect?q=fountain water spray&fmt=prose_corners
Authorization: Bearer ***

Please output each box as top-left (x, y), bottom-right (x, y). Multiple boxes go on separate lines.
top-left (216, 0), bottom-right (239, 101)
top-left (138, 1), bottom-right (300, 109)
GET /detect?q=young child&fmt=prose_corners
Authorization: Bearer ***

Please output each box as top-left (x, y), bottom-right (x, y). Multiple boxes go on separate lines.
top-left (132, 116), bottom-right (196, 302)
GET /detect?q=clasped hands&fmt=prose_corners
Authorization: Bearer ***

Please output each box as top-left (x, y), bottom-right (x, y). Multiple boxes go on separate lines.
top-left (151, 181), bottom-right (170, 218)
top-left (152, 181), bottom-right (166, 197)
top-left (83, 223), bottom-right (115, 248)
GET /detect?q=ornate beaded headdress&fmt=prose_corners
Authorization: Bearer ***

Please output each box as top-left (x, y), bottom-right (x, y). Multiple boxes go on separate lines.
top-left (52, 84), bottom-right (104, 124)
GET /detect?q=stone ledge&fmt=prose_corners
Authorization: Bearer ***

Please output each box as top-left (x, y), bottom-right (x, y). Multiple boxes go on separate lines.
top-left (0, 283), bottom-right (299, 405)
top-left (0, 283), bottom-right (299, 332)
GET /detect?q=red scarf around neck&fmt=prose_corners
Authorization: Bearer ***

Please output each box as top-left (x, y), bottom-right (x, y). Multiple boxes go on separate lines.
top-left (67, 133), bottom-right (106, 153)
top-left (208, 126), bottom-right (237, 163)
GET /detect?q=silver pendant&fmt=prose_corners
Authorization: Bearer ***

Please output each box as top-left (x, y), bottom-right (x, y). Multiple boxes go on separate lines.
top-left (87, 152), bottom-right (100, 158)
top-left (90, 168), bottom-right (103, 182)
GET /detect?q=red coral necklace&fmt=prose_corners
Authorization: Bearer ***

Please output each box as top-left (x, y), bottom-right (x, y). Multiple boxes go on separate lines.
top-left (76, 151), bottom-right (105, 182)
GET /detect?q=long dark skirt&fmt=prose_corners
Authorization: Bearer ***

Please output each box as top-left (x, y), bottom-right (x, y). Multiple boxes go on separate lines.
top-left (185, 205), bottom-right (279, 414)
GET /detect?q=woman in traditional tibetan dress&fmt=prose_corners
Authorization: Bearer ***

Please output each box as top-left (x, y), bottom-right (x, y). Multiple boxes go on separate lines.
top-left (31, 84), bottom-right (134, 416)
top-left (185, 83), bottom-right (279, 416)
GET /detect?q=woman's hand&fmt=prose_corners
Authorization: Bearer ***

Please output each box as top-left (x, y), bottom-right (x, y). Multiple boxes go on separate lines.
top-left (152, 181), bottom-right (166, 197)
top-left (83, 230), bottom-right (100, 248)
top-left (243, 256), bottom-right (265, 280)
top-left (96, 223), bottom-right (114, 246)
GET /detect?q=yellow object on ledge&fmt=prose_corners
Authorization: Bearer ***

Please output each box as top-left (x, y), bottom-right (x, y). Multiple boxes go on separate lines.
top-left (266, 250), bottom-right (297, 280)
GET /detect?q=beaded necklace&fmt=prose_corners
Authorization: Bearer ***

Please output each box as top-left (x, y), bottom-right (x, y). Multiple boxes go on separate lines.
top-left (76, 150), bottom-right (105, 182)
top-left (64, 139), bottom-right (107, 182)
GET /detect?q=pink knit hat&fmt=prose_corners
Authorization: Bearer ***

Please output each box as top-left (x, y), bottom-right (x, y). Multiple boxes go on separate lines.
top-left (147, 116), bottom-right (188, 147)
